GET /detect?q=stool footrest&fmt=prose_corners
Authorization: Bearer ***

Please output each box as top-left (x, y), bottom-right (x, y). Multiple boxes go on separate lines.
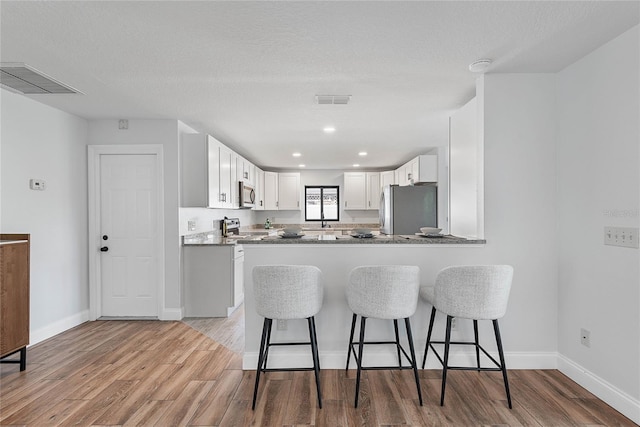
top-left (428, 340), bottom-right (502, 369)
top-left (262, 367), bottom-right (316, 372)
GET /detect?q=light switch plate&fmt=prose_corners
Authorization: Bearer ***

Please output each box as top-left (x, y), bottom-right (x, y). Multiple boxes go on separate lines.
top-left (604, 226), bottom-right (639, 248)
top-left (187, 220), bottom-right (196, 231)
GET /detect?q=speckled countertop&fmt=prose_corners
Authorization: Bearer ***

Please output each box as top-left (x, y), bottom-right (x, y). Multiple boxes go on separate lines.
top-left (240, 234), bottom-right (485, 245)
top-left (182, 233), bottom-right (484, 246)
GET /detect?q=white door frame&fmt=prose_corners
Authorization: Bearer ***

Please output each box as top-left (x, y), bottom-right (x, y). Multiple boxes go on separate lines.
top-left (88, 144), bottom-right (165, 320)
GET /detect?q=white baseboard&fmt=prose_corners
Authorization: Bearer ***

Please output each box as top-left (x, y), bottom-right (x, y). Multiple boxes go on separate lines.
top-left (558, 354), bottom-right (640, 425)
top-left (242, 348), bottom-right (558, 371)
top-left (30, 310), bottom-right (90, 346)
top-left (161, 307), bottom-right (184, 321)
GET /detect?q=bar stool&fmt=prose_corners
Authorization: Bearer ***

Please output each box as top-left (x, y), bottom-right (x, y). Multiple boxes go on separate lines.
top-left (420, 265), bottom-right (514, 408)
top-left (252, 265), bottom-right (323, 410)
top-left (346, 265), bottom-right (422, 407)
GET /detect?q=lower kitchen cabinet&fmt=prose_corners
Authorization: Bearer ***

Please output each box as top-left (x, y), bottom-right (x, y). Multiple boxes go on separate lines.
top-left (183, 244), bottom-right (244, 317)
top-left (0, 234), bottom-right (30, 371)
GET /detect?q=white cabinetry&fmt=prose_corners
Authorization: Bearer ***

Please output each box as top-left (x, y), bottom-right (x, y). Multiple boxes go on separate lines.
top-left (237, 156), bottom-right (255, 185)
top-left (344, 172), bottom-right (380, 210)
top-left (254, 167), bottom-right (265, 210)
top-left (218, 144), bottom-right (234, 208)
top-left (278, 172), bottom-right (301, 210)
top-left (366, 172), bottom-right (381, 210)
top-left (343, 172), bottom-right (367, 210)
top-left (183, 245), bottom-right (244, 317)
top-left (264, 171), bottom-right (279, 210)
top-left (396, 154), bottom-right (438, 185)
top-left (380, 170), bottom-right (395, 189)
top-left (182, 133), bottom-right (233, 208)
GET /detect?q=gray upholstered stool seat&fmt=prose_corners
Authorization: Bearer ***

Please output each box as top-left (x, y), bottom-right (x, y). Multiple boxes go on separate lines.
top-left (252, 265), bottom-right (323, 410)
top-left (346, 265), bottom-right (422, 407)
top-left (421, 265), bottom-right (514, 408)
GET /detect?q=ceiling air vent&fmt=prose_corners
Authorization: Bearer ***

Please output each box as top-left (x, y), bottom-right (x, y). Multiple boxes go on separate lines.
top-left (0, 63), bottom-right (80, 94)
top-left (315, 95), bottom-right (351, 105)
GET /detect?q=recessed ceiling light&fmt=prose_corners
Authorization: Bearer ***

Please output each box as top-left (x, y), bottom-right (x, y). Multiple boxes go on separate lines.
top-left (353, 164), bottom-right (360, 167)
top-left (299, 164), bottom-right (306, 168)
top-left (468, 58), bottom-right (492, 73)
top-left (292, 152), bottom-right (301, 157)
top-left (358, 151), bottom-right (367, 156)
top-left (323, 126), bottom-right (336, 133)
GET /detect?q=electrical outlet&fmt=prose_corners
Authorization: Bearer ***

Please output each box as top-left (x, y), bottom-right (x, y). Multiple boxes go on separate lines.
top-left (450, 317), bottom-right (457, 330)
top-left (580, 328), bottom-right (590, 347)
top-left (277, 319), bottom-right (287, 331)
top-left (604, 226), bottom-right (639, 248)
top-left (187, 220), bottom-right (196, 231)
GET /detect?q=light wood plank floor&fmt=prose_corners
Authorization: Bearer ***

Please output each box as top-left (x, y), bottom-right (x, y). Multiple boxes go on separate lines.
top-left (0, 319), bottom-right (636, 426)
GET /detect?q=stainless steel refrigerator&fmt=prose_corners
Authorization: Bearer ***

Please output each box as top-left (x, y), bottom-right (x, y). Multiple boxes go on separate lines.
top-left (380, 184), bottom-right (437, 235)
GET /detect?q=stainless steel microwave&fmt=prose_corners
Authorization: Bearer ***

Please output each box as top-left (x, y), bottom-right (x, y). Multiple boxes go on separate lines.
top-left (239, 181), bottom-right (255, 208)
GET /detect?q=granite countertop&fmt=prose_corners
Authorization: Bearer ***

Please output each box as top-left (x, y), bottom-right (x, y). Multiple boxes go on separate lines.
top-left (240, 234), bottom-right (485, 245)
top-left (182, 231), bottom-right (485, 246)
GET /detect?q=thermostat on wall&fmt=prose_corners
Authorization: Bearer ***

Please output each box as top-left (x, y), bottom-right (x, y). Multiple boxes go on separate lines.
top-left (29, 179), bottom-right (45, 190)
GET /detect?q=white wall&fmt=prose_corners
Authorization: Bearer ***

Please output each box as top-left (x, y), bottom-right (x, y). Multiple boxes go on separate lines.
top-left (449, 97), bottom-right (480, 238)
top-left (556, 24), bottom-right (639, 415)
top-left (1, 89), bottom-right (90, 343)
top-left (480, 73), bottom-right (559, 355)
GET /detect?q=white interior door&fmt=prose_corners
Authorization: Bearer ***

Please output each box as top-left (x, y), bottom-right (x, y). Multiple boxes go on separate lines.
top-left (99, 154), bottom-right (158, 317)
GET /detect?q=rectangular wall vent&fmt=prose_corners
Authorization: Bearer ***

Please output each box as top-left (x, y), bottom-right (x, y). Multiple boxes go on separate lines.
top-left (0, 63), bottom-right (80, 94)
top-left (315, 95), bottom-right (351, 105)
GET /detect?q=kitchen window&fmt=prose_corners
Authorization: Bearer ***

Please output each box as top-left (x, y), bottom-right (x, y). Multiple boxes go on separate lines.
top-left (305, 186), bottom-right (339, 223)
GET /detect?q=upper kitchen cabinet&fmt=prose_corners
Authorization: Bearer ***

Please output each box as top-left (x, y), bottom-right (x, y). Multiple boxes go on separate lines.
top-left (278, 172), bottom-right (301, 210)
top-left (344, 172), bottom-right (380, 210)
top-left (366, 172), bottom-right (381, 210)
top-left (263, 171), bottom-right (279, 210)
top-left (380, 170), bottom-right (395, 189)
top-left (254, 167), bottom-right (265, 210)
top-left (343, 172), bottom-right (367, 210)
top-left (237, 155), bottom-right (255, 185)
top-left (397, 154), bottom-right (438, 185)
top-left (182, 133), bottom-right (233, 208)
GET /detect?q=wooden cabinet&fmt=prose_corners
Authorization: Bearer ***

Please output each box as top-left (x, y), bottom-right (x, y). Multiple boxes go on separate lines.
top-left (182, 134), bottom-right (234, 208)
top-left (344, 172), bottom-right (380, 210)
top-left (278, 172), bottom-right (301, 210)
top-left (0, 234), bottom-right (30, 371)
top-left (264, 171), bottom-right (279, 210)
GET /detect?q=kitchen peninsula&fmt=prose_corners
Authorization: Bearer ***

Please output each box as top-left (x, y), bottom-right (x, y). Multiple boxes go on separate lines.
top-left (240, 235), bottom-right (486, 370)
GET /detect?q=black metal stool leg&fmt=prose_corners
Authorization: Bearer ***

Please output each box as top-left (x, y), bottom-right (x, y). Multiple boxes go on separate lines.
top-left (440, 315), bottom-right (453, 406)
top-left (473, 319), bottom-right (481, 370)
top-left (262, 318), bottom-right (273, 370)
top-left (252, 318), bottom-right (271, 410)
top-left (404, 317), bottom-right (423, 406)
top-left (346, 313), bottom-right (357, 370)
top-left (421, 306), bottom-right (436, 368)
top-left (493, 319), bottom-right (512, 409)
top-left (394, 319), bottom-right (402, 368)
top-left (308, 316), bottom-right (323, 408)
top-left (354, 316), bottom-right (367, 408)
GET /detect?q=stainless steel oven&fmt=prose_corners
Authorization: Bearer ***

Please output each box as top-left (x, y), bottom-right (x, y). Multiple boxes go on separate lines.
top-left (239, 181), bottom-right (255, 208)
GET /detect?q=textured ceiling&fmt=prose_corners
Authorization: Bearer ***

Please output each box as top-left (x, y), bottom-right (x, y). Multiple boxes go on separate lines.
top-left (1, 1), bottom-right (638, 170)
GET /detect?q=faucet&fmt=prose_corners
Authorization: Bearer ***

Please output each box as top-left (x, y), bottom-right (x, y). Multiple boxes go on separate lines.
top-left (321, 213), bottom-right (329, 228)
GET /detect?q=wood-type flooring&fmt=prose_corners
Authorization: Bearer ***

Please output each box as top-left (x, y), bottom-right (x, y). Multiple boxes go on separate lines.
top-left (0, 318), bottom-right (636, 426)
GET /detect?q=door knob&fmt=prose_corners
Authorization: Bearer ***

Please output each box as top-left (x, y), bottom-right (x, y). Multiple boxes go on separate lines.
top-left (102, 235), bottom-right (108, 240)
top-left (100, 246), bottom-right (109, 252)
